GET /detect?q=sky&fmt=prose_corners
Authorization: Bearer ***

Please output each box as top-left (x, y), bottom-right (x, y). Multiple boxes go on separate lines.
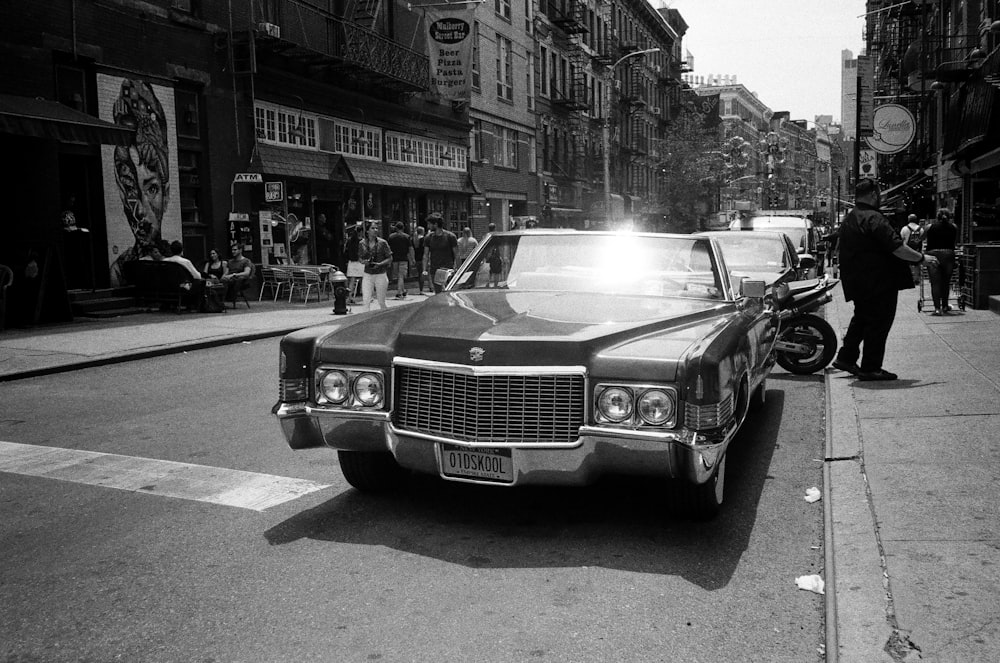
top-left (662, 0), bottom-right (868, 124)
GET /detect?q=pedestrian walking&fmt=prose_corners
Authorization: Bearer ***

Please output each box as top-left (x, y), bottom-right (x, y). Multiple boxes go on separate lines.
top-left (387, 222), bottom-right (413, 299)
top-left (925, 209), bottom-right (958, 316)
top-left (359, 222), bottom-right (392, 310)
top-left (900, 213), bottom-right (926, 286)
top-left (831, 179), bottom-right (938, 381)
top-left (455, 227), bottom-right (478, 269)
top-left (424, 214), bottom-right (457, 293)
top-left (411, 225), bottom-right (429, 294)
top-left (344, 222), bottom-right (364, 303)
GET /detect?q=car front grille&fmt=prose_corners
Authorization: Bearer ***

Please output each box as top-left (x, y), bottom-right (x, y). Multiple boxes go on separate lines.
top-left (394, 364), bottom-right (586, 445)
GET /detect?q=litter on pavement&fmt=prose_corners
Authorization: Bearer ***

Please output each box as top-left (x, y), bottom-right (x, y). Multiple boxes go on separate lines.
top-left (795, 574), bottom-right (825, 594)
top-left (804, 487), bottom-right (822, 503)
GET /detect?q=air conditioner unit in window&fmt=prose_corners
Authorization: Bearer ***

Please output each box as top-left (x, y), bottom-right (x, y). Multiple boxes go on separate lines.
top-left (614, 80), bottom-right (621, 90)
top-left (650, 106), bottom-right (662, 115)
top-left (257, 22), bottom-right (281, 38)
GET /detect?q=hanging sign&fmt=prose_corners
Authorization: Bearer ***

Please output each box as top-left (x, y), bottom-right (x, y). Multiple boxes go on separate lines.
top-left (858, 149), bottom-right (878, 180)
top-left (234, 173), bottom-right (263, 183)
top-left (866, 104), bottom-right (916, 154)
top-left (425, 6), bottom-right (474, 101)
top-left (265, 181), bottom-right (284, 202)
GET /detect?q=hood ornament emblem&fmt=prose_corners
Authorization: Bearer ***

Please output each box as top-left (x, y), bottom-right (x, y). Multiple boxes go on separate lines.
top-left (469, 346), bottom-right (485, 362)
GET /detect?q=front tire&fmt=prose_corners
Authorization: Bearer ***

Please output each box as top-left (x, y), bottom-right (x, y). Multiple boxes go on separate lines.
top-left (337, 450), bottom-right (406, 492)
top-left (775, 313), bottom-right (837, 375)
top-left (670, 453), bottom-right (726, 521)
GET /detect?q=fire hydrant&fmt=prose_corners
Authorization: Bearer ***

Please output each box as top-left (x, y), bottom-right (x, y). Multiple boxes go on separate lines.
top-left (330, 269), bottom-right (349, 315)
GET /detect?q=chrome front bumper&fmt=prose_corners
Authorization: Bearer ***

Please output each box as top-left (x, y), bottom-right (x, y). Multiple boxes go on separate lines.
top-left (274, 402), bottom-right (733, 486)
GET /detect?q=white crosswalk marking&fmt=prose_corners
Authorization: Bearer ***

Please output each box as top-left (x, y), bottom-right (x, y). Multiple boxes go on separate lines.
top-left (0, 441), bottom-right (330, 511)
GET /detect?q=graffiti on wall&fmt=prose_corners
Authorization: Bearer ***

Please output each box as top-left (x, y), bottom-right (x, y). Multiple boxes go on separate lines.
top-left (98, 75), bottom-right (181, 286)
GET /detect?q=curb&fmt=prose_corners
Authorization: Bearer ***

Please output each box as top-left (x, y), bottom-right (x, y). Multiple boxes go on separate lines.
top-left (0, 327), bottom-right (303, 383)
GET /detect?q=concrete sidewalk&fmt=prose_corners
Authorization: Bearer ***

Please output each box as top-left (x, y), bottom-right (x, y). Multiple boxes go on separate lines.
top-left (0, 291), bottom-right (423, 381)
top-left (825, 288), bottom-right (1000, 662)
top-left (3, 281), bottom-right (999, 661)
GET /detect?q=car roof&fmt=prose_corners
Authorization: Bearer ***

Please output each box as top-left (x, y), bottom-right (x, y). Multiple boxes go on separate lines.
top-left (733, 216), bottom-right (812, 228)
top-left (697, 230), bottom-right (790, 240)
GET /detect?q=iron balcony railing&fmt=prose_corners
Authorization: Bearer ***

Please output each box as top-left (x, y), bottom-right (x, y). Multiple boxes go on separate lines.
top-left (256, 0), bottom-right (429, 92)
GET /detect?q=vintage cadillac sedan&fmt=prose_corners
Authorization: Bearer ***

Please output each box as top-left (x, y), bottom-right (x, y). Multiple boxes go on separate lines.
top-left (274, 231), bottom-right (776, 519)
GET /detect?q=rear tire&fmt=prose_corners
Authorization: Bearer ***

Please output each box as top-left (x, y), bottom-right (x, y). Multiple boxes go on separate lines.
top-left (337, 450), bottom-right (406, 492)
top-left (775, 313), bottom-right (837, 375)
top-left (670, 453), bottom-right (726, 521)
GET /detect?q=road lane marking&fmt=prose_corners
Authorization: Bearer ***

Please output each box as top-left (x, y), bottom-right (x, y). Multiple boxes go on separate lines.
top-left (0, 441), bottom-right (330, 511)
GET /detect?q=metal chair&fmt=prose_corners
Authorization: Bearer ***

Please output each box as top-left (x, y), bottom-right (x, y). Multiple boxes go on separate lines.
top-left (258, 267), bottom-right (279, 301)
top-left (288, 269), bottom-right (321, 303)
top-left (270, 268), bottom-right (292, 302)
top-left (317, 265), bottom-right (335, 301)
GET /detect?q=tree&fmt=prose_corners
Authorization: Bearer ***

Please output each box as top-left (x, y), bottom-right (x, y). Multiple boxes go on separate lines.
top-left (657, 94), bottom-right (726, 233)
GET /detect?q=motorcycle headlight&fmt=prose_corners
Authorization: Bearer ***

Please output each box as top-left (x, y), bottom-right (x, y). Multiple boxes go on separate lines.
top-left (319, 370), bottom-right (349, 404)
top-left (637, 389), bottom-right (675, 426)
top-left (597, 387), bottom-right (633, 423)
top-left (353, 372), bottom-right (384, 407)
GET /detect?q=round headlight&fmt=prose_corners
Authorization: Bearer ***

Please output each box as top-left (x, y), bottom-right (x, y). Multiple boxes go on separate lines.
top-left (637, 389), bottom-right (675, 426)
top-left (598, 387), bottom-right (633, 423)
top-left (353, 372), bottom-right (383, 407)
top-left (320, 370), bottom-right (349, 404)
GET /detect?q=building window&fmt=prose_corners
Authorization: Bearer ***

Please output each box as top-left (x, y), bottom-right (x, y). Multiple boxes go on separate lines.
top-left (495, 0), bottom-right (511, 21)
top-left (472, 22), bottom-right (481, 90)
top-left (498, 127), bottom-right (518, 169)
top-left (524, 0), bottom-right (532, 32)
top-left (177, 148), bottom-right (203, 227)
top-left (526, 51), bottom-right (535, 111)
top-left (496, 35), bottom-right (514, 101)
top-left (385, 131), bottom-right (468, 171)
top-left (473, 119), bottom-right (484, 162)
top-left (254, 101), bottom-right (317, 149)
top-left (539, 45), bottom-right (549, 97)
top-left (175, 89), bottom-right (201, 140)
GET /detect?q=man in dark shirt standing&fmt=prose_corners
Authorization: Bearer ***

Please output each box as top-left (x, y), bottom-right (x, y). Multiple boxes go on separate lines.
top-left (387, 222), bottom-right (413, 299)
top-left (832, 179), bottom-right (937, 381)
top-left (925, 209), bottom-right (959, 315)
top-left (424, 214), bottom-right (457, 293)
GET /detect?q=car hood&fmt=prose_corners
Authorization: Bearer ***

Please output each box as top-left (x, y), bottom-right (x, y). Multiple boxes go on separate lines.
top-left (316, 291), bottom-right (734, 379)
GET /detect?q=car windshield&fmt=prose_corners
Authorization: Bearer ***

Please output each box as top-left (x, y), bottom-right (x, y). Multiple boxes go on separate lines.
top-left (450, 233), bottom-right (725, 300)
top-left (713, 234), bottom-right (792, 274)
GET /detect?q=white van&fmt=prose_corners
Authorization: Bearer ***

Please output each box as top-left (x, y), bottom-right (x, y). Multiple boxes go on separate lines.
top-left (728, 214), bottom-right (819, 276)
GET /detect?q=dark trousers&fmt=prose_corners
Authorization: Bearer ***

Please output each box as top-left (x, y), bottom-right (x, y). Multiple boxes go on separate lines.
top-left (837, 290), bottom-right (898, 372)
top-left (927, 249), bottom-right (955, 310)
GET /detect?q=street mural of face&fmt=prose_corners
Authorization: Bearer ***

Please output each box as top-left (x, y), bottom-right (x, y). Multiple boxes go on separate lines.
top-left (112, 79), bottom-right (170, 248)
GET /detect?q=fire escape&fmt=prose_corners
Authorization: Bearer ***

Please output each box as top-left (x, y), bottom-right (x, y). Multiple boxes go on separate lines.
top-left (230, 0), bottom-right (430, 98)
top-left (549, 0), bottom-right (590, 182)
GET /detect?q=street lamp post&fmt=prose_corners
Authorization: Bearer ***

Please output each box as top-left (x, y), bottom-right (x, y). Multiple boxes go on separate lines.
top-left (603, 47), bottom-right (659, 226)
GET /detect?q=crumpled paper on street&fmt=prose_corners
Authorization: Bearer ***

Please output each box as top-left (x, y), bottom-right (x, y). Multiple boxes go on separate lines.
top-left (804, 487), bottom-right (821, 503)
top-left (795, 574), bottom-right (825, 594)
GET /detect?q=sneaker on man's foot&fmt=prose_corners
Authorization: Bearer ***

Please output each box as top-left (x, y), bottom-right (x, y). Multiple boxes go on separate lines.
top-left (857, 369), bottom-right (898, 381)
top-left (832, 359), bottom-right (861, 375)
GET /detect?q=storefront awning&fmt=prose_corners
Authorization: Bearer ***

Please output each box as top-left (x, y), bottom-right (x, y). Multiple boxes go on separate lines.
top-left (257, 144), bottom-right (349, 180)
top-left (880, 170), bottom-right (931, 207)
top-left (343, 156), bottom-right (475, 193)
top-left (0, 94), bottom-right (134, 145)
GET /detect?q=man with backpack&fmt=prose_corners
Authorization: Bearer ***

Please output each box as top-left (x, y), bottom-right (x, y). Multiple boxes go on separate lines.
top-left (900, 214), bottom-right (925, 285)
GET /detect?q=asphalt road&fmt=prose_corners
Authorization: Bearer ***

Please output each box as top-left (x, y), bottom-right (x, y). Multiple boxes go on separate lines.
top-left (1, 340), bottom-right (827, 663)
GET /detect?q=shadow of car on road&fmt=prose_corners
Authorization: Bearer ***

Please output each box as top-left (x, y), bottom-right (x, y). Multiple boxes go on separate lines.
top-left (264, 391), bottom-right (786, 591)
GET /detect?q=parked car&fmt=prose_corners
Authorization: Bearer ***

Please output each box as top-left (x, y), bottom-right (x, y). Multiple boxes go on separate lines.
top-left (729, 214), bottom-right (819, 277)
top-left (273, 231), bottom-right (777, 519)
top-left (696, 230), bottom-right (812, 285)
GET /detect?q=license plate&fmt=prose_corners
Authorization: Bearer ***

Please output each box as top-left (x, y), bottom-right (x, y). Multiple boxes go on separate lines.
top-left (440, 445), bottom-right (513, 483)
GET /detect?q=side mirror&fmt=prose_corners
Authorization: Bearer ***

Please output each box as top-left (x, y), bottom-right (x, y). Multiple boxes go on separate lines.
top-left (798, 254), bottom-right (816, 270)
top-left (740, 279), bottom-right (766, 299)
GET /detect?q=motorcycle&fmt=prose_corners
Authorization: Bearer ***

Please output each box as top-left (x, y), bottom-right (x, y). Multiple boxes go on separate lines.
top-left (769, 275), bottom-right (840, 375)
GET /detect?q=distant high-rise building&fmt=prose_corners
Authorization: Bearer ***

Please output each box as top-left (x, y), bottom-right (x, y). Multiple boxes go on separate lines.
top-left (841, 49), bottom-right (857, 141)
